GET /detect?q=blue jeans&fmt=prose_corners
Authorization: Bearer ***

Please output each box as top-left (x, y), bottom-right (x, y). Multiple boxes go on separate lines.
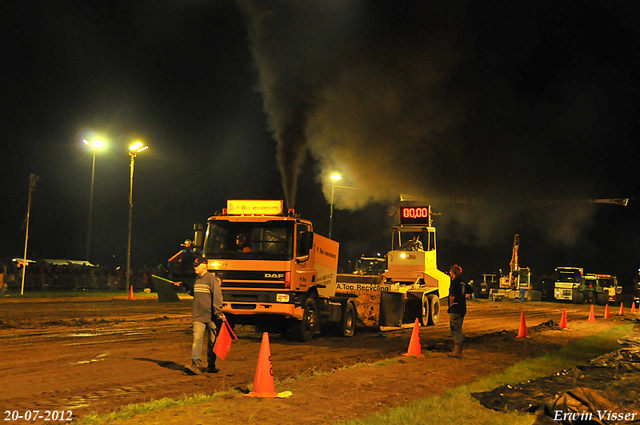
top-left (449, 313), bottom-right (464, 345)
top-left (191, 321), bottom-right (218, 364)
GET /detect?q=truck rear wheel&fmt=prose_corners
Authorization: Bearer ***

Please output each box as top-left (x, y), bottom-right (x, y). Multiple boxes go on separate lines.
top-left (596, 292), bottom-right (607, 306)
top-left (427, 294), bottom-right (439, 326)
top-left (341, 303), bottom-right (356, 337)
top-left (289, 297), bottom-right (318, 342)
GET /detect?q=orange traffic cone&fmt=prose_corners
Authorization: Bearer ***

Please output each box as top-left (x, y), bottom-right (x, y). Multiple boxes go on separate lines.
top-left (245, 333), bottom-right (278, 398)
top-left (632, 303), bottom-right (637, 314)
top-left (517, 311), bottom-right (528, 338)
top-left (588, 305), bottom-right (596, 323)
top-left (604, 304), bottom-right (610, 319)
top-left (128, 285), bottom-right (134, 300)
top-left (403, 318), bottom-right (423, 357)
top-left (559, 308), bottom-right (568, 329)
top-left (619, 303), bottom-right (625, 316)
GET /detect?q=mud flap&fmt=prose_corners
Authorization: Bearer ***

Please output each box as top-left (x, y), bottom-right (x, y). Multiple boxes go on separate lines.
top-left (379, 292), bottom-right (403, 327)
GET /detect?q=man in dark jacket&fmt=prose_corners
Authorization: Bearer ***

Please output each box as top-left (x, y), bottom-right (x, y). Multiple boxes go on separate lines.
top-left (186, 258), bottom-right (225, 374)
top-left (447, 264), bottom-right (474, 359)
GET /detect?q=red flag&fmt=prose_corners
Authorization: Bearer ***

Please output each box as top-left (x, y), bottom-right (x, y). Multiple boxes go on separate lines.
top-left (213, 321), bottom-right (237, 361)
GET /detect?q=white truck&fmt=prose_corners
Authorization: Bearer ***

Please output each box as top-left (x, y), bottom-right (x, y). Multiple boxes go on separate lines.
top-left (553, 266), bottom-right (585, 303)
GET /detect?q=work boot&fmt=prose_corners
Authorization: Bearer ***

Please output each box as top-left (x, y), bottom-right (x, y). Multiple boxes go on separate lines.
top-left (447, 344), bottom-right (463, 359)
top-left (185, 360), bottom-right (203, 375)
top-left (207, 353), bottom-right (218, 373)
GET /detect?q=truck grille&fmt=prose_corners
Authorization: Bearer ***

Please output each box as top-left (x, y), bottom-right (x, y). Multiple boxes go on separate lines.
top-left (230, 304), bottom-right (257, 310)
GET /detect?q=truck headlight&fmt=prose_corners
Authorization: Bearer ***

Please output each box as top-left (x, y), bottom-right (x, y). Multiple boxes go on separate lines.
top-left (276, 294), bottom-right (290, 303)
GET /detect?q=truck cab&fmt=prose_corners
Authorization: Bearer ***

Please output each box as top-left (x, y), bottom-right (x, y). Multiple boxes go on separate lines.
top-left (354, 256), bottom-right (387, 275)
top-left (554, 266), bottom-right (585, 303)
top-left (593, 274), bottom-right (621, 305)
top-left (385, 224), bottom-right (449, 295)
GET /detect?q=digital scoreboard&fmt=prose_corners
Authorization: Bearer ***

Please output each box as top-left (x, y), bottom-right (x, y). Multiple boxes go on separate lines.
top-left (399, 206), bottom-right (431, 225)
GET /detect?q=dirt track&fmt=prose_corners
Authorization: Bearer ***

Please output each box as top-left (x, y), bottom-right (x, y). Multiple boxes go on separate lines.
top-left (0, 295), bottom-right (635, 424)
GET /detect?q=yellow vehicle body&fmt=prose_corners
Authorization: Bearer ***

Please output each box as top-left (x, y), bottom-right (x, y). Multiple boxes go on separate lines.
top-left (336, 213), bottom-right (450, 329)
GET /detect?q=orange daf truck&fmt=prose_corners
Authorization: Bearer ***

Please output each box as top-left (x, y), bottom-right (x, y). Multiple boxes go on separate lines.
top-left (191, 200), bottom-right (355, 342)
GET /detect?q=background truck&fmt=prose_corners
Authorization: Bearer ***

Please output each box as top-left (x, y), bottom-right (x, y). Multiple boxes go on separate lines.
top-left (553, 266), bottom-right (585, 303)
top-left (476, 273), bottom-right (498, 298)
top-left (490, 234), bottom-right (537, 301)
top-left (336, 205), bottom-right (450, 330)
top-left (553, 267), bottom-right (620, 304)
top-left (582, 274), bottom-right (621, 305)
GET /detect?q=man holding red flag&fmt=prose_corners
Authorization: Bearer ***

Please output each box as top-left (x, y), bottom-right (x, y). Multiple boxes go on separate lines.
top-left (185, 258), bottom-right (225, 374)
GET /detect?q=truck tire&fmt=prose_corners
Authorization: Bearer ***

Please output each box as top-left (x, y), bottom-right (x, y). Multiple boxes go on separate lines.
top-left (427, 294), bottom-right (439, 326)
top-left (341, 302), bottom-right (356, 337)
top-left (596, 292), bottom-right (607, 306)
top-left (289, 297), bottom-right (318, 342)
top-left (571, 290), bottom-right (583, 304)
top-left (419, 294), bottom-right (429, 326)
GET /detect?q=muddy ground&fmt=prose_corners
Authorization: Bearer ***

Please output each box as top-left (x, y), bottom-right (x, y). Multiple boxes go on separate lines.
top-left (0, 295), bottom-right (638, 424)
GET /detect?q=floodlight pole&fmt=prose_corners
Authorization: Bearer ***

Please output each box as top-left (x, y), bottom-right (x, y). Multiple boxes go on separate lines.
top-left (21, 174), bottom-right (39, 295)
top-left (86, 152), bottom-right (96, 261)
top-left (126, 152), bottom-right (136, 292)
top-left (329, 182), bottom-right (336, 239)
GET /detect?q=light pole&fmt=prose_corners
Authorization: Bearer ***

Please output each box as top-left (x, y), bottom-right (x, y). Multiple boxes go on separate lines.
top-left (126, 141), bottom-right (148, 293)
top-left (21, 173), bottom-right (39, 295)
top-left (82, 138), bottom-right (105, 262)
top-left (329, 173), bottom-right (342, 239)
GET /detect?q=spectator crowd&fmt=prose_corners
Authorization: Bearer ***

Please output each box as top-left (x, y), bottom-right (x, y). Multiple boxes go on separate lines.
top-left (0, 259), bottom-right (166, 292)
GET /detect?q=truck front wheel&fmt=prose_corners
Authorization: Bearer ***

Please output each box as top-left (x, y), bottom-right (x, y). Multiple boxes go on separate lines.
top-left (289, 297), bottom-right (318, 342)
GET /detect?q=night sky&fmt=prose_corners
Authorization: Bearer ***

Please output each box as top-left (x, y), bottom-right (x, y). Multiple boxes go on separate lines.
top-left (2, 1), bottom-right (640, 285)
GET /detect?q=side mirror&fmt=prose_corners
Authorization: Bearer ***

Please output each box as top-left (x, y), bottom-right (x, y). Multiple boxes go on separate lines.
top-left (296, 232), bottom-right (314, 263)
top-left (193, 223), bottom-right (205, 249)
top-left (303, 232), bottom-right (314, 252)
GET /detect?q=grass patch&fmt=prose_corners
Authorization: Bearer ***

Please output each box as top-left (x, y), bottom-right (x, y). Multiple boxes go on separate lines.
top-left (75, 391), bottom-right (238, 425)
top-left (335, 324), bottom-right (633, 425)
top-left (273, 359), bottom-right (402, 385)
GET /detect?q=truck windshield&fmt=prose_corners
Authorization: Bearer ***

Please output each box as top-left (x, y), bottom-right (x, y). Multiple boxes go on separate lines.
top-left (356, 258), bottom-right (387, 275)
top-left (556, 270), bottom-right (581, 282)
top-left (597, 277), bottom-right (614, 288)
top-left (204, 220), bottom-right (294, 260)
